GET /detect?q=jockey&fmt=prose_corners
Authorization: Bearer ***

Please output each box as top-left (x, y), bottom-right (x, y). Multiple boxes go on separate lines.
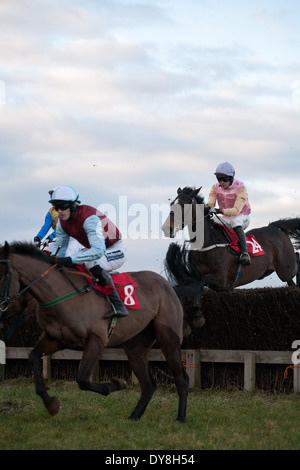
top-left (49, 185), bottom-right (128, 317)
top-left (34, 189), bottom-right (82, 257)
top-left (207, 162), bottom-right (251, 265)
top-left (34, 189), bottom-right (58, 247)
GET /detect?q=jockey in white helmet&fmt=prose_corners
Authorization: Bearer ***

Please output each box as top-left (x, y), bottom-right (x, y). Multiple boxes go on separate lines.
top-left (49, 185), bottom-right (128, 317)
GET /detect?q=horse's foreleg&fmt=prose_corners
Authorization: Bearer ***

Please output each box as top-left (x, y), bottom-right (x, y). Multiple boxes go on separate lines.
top-left (123, 338), bottom-right (156, 420)
top-left (1, 312), bottom-right (26, 343)
top-left (156, 325), bottom-right (189, 423)
top-left (76, 333), bottom-right (126, 396)
top-left (28, 332), bottom-right (61, 416)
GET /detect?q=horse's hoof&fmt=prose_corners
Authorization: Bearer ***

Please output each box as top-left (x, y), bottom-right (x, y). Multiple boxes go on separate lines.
top-left (112, 378), bottom-right (127, 390)
top-left (193, 316), bottom-right (205, 329)
top-left (176, 416), bottom-right (186, 423)
top-left (46, 396), bottom-right (61, 416)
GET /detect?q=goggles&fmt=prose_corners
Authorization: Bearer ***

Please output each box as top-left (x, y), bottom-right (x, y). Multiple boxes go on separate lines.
top-left (53, 202), bottom-right (71, 211)
top-left (217, 176), bottom-right (231, 183)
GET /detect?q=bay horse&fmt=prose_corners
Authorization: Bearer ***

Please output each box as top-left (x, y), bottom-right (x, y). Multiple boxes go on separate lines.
top-left (162, 187), bottom-right (300, 326)
top-left (0, 241), bottom-right (188, 422)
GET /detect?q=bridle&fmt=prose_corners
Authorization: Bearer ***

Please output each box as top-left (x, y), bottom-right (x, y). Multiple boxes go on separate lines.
top-left (0, 258), bottom-right (58, 313)
top-left (170, 191), bottom-right (209, 237)
top-left (171, 191), bottom-right (234, 252)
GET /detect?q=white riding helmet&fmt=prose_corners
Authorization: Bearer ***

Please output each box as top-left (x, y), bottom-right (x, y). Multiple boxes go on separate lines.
top-left (49, 185), bottom-right (80, 204)
top-left (214, 162), bottom-right (235, 177)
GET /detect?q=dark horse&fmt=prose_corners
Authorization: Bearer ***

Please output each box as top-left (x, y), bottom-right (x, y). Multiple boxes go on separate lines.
top-left (0, 292), bottom-right (36, 344)
top-left (0, 241), bottom-right (188, 422)
top-left (162, 187), bottom-right (300, 325)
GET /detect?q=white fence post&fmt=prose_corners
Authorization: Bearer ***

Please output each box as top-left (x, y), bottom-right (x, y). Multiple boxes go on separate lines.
top-left (293, 366), bottom-right (300, 393)
top-left (0, 340), bottom-right (6, 381)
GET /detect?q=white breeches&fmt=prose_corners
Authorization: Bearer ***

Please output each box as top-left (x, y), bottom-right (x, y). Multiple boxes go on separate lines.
top-left (85, 240), bottom-right (127, 272)
top-left (213, 214), bottom-right (250, 230)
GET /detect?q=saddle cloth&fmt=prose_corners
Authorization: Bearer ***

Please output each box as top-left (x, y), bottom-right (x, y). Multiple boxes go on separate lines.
top-left (217, 225), bottom-right (265, 257)
top-left (75, 265), bottom-right (141, 309)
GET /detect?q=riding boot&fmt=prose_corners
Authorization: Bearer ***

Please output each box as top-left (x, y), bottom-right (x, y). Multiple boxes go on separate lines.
top-left (89, 265), bottom-right (128, 318)
top-left (233, 226), bottom-right (251, 265)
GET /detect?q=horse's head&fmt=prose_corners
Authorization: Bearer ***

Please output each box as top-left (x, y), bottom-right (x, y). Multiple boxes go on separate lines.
top-left (0, 241), bottom-right (52, 315)
top-left (161, 187), bottom-right (203, 238)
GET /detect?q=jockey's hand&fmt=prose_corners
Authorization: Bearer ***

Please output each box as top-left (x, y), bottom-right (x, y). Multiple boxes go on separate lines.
top-left (33, 236), bottom-right (41, 247)
top-left (210, 207), bottom-right (223, 215)
top-left (56, 256), bottom-right (73, 267)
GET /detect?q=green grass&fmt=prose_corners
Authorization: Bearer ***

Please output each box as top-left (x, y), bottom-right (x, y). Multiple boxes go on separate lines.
top-left (0, 378), bottom-right (299, 450)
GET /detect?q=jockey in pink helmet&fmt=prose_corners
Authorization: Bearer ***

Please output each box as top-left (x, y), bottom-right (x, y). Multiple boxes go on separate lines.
top-left (207, 162), bottom-right (251, 265)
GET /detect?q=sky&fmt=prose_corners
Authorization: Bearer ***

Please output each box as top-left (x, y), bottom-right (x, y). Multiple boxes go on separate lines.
top-left (0, 0), bottom-right (300, 288)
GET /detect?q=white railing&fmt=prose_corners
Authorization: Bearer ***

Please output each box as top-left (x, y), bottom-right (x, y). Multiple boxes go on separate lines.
top-left (1, 343), bottom-right (299, 392)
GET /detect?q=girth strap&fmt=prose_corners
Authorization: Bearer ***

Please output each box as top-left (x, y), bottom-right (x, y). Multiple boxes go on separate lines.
top-left (37, 286), bottom-right (88, 308)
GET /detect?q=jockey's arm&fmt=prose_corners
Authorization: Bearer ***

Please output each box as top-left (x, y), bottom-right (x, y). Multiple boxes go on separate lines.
top-left (222, 186), bottom-right (247, 216)
top-left (51, 220), bottom-right (69, 256)
top-left (35, 211), bottom-right (53, 241)
top-left (68, 215), bottom-right (106, 264)
top-left (206, 185), bottom-right (217, 207)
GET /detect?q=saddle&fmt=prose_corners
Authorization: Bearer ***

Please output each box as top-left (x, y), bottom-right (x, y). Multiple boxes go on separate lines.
top-left (216, 224), bottom-right (265, 258)
top-left (75, 265), bottom-right (141, 309)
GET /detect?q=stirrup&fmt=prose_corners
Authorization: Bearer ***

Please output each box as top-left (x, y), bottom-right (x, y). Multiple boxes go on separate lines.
top-left (104, 301), bottom-right (128, 318)
top-left (239, 252), bottom-right (251, 265)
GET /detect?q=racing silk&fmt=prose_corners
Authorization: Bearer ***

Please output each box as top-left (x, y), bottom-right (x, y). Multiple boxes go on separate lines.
top-left (207, 179), bottom-right (251, 217)
top-left (35, 207), bottom-right (58, 241)
top-left (55, 205), bottom-right (122, 263)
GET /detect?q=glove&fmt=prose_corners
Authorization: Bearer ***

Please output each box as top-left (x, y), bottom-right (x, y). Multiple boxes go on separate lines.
top-left (33, 236), bottom-right (41, 247)
top-left (210, 207), bottom-right (223, 214)
top-left (56, 257), bottom-right (72, 267)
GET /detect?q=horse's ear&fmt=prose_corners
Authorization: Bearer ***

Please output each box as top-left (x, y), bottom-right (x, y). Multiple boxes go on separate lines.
top-left (177, 187), bottom-right (182, 194)
top-left (1, 241), bottom-right (9, 258)
top-left (193, 187), bottom-right (202, 196)
top-left (4, 241), bottom-right (10, 255)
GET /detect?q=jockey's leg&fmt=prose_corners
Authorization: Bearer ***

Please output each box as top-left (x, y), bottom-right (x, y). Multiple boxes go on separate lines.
top-left (233, 226), bottom-right (251, 265)
top-left (89, 264), bottom-right (128, 317)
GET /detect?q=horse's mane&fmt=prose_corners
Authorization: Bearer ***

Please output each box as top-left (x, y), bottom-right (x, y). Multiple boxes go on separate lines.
top-left (7, 241), bottom-right (54, 264)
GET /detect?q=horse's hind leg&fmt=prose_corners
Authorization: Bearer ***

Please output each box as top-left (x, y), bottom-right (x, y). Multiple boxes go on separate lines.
top-left (28, 332), bottom-right (61, 416)
top-left (76, 333), bottom-right (126, 396)
top-left (156, 326), bottom-right (189, 423)
top-left (286, 253), bottom-right (300, 286)
top-left (123, 337), bottom-right (156, 420)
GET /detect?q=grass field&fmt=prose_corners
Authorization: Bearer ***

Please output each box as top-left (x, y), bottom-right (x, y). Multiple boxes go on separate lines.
top-left (0, 378), bottom-right (299, 451)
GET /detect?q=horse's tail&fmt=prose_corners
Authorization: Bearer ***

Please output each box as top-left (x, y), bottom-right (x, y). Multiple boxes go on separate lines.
top-left (164, 242), bottom-right (203, 290)
top-left (269, 217), bottom-right (300, 250)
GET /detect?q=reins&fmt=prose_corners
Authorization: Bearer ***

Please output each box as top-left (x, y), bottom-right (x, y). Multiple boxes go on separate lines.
top-left (37, 265), bottom-right (97, 308)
